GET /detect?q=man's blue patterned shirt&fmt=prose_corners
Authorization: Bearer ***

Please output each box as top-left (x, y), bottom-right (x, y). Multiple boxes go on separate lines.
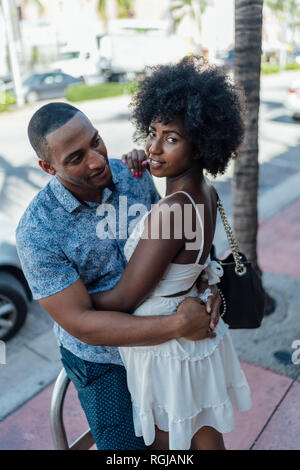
top-left (16, 159), bottom-right (160, 365)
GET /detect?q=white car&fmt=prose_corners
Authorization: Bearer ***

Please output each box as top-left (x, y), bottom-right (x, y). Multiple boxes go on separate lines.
top-left (50, 50), bottom-right (99, 78)
top-left (0, 213), bottom-right (31, 341)
top-left (286, 80), bottom-right (300, 120)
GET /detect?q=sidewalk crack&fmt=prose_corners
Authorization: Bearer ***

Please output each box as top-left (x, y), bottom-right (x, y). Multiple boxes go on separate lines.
top-left (25, 345), bottom-right (51, 362)
top-left (250, 378), bottom-right (296, 450)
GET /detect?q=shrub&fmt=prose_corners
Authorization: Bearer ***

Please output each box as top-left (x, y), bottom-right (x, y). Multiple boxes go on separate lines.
top-left (0, 91), bottom-right (16, 112)
top-left (285, 62), bottom-right (300, 71)
top-left (261, 63), bottom-right (280, 74)
top-left (261, 61), bottom-right (300, 74)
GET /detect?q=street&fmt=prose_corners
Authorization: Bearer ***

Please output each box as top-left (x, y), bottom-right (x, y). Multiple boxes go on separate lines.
top-left (1, 70), bottom-right (300, 225)
top-left (0, 70), bottom-right (300, 422)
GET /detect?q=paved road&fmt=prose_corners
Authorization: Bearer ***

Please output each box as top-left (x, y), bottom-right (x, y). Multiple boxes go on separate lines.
top-left (0, 70), bottom-right (299, 420)
top-left (0, 70), bottom-right (299, 224)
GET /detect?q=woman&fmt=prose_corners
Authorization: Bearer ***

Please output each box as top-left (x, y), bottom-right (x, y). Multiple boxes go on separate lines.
top-left (92, 56), bottom-right (252, 450)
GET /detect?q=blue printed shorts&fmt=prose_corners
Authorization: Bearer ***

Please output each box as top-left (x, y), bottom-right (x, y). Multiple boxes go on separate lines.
top-left (60, 346), bottom-right (146, 450)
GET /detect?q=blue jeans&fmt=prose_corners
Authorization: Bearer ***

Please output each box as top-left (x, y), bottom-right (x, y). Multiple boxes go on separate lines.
top-left (60, 346), bottom-right (146, 450)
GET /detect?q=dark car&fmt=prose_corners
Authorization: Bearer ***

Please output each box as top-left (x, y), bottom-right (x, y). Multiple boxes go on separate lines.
top-left (0, 213), bottom-right (31, 341)
top-left (10, 72), bottom-right (84, 103)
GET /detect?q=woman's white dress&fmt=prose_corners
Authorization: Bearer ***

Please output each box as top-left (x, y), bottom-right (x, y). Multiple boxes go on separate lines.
top-left (119, 191), bottom-right (252, 450)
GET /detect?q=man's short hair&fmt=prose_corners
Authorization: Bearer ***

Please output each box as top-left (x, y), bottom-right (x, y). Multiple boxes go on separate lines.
top-left (28, 102), bottom-right (81, 161)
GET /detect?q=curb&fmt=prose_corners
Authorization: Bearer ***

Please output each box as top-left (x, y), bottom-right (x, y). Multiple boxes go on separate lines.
top-left (214, 171), bottom-right (300, 255)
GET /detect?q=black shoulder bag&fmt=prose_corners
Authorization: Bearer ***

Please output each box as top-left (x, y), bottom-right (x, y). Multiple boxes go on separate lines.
top-left (210, 195), bottom-right (266, 329)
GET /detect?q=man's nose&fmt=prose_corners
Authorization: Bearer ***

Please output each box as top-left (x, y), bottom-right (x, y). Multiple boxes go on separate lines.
top-left (87, 151), bottom-right (105, 169)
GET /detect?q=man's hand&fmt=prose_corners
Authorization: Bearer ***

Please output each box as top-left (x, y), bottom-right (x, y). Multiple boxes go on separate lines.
top-left (197, 277), bottom-right (222, 332)
top-left (121, 149), bottom-right (148, 178)
top-left (175, 297), bottom-right (216, 341)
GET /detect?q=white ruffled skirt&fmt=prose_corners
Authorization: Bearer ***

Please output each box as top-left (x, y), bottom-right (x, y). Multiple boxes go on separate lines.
top-left (119, 288), bottom-right (252, 450)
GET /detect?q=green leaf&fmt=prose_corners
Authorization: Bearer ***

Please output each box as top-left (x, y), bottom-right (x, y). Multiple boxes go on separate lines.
top-left (24, 0), bottom-right (45, 14)
top-left (97, 0), bottom-right (107, 16)
top-left (116, 0), bottom-right (134, 18)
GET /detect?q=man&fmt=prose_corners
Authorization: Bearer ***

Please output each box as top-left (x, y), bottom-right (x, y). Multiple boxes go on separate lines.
top-left (16, 102), bottom-right (221, 450)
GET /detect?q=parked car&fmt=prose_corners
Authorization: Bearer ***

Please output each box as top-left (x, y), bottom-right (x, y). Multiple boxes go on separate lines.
top-left (0, 74), bottom-right (12, 87)
top-left (293, 47), bottom-right (300, 65)
top-left (9, 72), bottom-right (84, 103)
top-left (0, 213), bottom-right (31, 341)
top-left (0, 74), bottom-right (12, 95)
top-left (285, 80), bottom-right (300, 120)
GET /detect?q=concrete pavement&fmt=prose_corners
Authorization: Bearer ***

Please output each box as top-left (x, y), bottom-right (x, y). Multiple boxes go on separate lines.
top-left (0, 359), bottom-right (299, 450)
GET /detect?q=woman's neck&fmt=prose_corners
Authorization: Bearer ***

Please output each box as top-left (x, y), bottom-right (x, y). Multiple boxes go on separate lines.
top-left (165, 164), bottom-right (205, 196)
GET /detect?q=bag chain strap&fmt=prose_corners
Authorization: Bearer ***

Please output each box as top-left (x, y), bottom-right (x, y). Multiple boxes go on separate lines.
top-left (217, 198), bottom-right (247, 276)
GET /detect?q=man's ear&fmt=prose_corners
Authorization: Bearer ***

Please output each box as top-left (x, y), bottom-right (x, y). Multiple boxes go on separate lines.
top-left (39, 159), bottom-right (56, 175)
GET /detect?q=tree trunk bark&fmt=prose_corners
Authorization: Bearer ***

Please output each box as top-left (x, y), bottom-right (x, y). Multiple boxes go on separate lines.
top-left (233, 0), bottom-right (276, 315)
top-left (233, 0), bottom-right (263, 272)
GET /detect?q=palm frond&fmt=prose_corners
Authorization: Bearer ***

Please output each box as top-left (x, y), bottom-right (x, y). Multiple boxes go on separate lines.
top-left (172, 11), bottom-right (187, 26)
top-left (24, 0), bottom-right (45, 14)
top-left (266, 0), bottom-right (284, 12)
top-left (116, 0), bottom-right (134, 18)
top-left (97, 0), bottom-right (107, 17)
top-left (170, 0), bottom-right (192, 10)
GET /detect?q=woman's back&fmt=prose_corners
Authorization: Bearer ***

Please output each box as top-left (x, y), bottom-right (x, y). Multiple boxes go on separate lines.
top-left (171, 179), bottom-right (218, 266)
top-left (124, 183), bottom-right (220, 298)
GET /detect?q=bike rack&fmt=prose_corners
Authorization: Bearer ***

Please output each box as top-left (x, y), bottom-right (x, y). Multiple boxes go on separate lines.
top-left (50, 368), bottom-right (95, 450)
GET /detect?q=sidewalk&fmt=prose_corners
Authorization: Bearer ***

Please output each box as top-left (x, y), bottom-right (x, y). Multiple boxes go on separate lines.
top-left (0, 359), bottom-right (299, 450)
top-left (0, 195), bottom-right (299, 450)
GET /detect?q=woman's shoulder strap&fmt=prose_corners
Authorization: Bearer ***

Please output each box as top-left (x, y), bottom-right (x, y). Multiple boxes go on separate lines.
top-left (164, 191), bottom-right (204, 264)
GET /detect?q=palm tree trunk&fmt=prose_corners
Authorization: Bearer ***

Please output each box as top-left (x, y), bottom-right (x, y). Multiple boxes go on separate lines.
top-left (233, 0), bottom-right (276, 315)
top-left (233, 0), bottom-right (263, 272)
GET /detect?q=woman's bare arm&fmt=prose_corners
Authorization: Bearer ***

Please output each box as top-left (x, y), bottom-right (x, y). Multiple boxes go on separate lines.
top-left (39, 278), bottom-right (213, 346)
top-left (91, 194), bottom-right (196, 312)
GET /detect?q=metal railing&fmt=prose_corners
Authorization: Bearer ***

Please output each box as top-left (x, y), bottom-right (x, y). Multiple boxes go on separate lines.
top-left (50, 368), bottom-right (95, 450)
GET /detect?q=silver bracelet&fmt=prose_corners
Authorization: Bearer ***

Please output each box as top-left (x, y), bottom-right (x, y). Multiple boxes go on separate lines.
top-left (218, 288), bottom-right (226, 318)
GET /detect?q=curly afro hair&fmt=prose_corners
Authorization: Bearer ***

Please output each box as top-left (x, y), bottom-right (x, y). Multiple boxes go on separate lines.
top-left (130, 56), bottom-right (245, 177)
